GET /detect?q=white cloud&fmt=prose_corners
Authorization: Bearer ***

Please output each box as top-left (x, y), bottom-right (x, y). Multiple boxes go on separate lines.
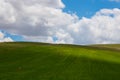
top-left (0, 0), bottom-right (120, 44)
top-left (0, 0), bottom-right (16, 23)
top-left (0, 32), bottom-right (4, 39)
top-left (6, 0), bottom-right (65, 9)
top-left (0, 32), bottom-right (13, 42)
top-left (68, 8), bottom-right (120, 44)
top-left (0, 0), bottom-right (77, 44)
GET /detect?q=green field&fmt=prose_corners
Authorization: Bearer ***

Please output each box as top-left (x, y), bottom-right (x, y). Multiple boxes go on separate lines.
top-left (0, 42), bottom-right (120, 80)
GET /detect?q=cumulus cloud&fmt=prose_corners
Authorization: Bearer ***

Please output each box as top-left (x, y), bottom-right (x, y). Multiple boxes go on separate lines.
top-left (68, 8), bottom-right (120, 44)
top-left (0, 0), bottom-right (77, 44)
top-left (0, 0), bottom-right (120, 44)
top-left (0, 31), bottom-right (13, 42)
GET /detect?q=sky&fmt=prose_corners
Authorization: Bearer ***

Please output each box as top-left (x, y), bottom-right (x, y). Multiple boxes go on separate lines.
top-left (63, 0), bottom-right (120, 18)
top-left (0, 0), bottom-right (120, 44)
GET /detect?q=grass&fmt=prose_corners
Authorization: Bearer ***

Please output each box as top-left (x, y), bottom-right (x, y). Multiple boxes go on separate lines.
top-left (0, 42), bottom-right (120, 80)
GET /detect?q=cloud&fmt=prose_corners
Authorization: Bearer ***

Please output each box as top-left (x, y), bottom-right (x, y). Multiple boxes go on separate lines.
top-left (0, 31), bottom-right (13, 42)
top-left (0, 0), bottom-right (120, 44)
top-left (0, 0), bottom-right (77, 44)
top-left (6, 0), bottom-right (65, 9)
top-left (68, 8), bottom-right (120, 44)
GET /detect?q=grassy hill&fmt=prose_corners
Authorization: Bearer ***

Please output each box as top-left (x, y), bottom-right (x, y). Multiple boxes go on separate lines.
top-left (0, 42), bottom-right (120, 80)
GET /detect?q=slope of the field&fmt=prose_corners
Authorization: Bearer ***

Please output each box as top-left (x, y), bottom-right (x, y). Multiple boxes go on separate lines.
top-left (0, 42), bottom-right (120, 80)
top-left (90, 44), bottom-right (120, 50)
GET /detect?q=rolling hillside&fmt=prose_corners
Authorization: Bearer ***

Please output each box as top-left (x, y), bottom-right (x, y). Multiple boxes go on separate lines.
top-left (0, 42), bottom-right (120, 80)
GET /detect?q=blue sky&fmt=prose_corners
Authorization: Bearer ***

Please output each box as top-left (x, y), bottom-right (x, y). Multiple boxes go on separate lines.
top-left (0, 0), bottom-right (120, 44)
top-left (0, 30), bottom-right (23, 41)
top-left (63, 0), bottom-right (120, 18)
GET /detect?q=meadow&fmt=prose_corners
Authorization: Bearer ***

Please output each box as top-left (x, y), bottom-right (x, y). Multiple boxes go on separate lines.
top-left (0, 42), bottom-right (120, 80)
